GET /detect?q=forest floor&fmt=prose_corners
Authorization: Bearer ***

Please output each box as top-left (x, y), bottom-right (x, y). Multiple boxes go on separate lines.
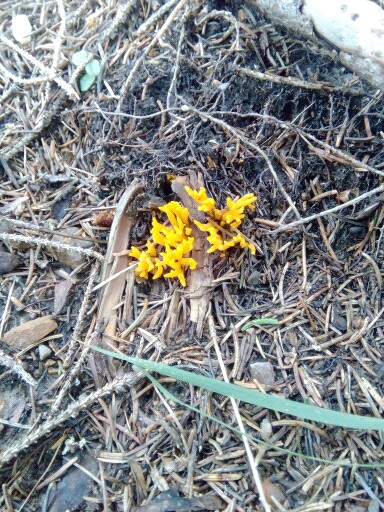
top-left (0, 0), bottom-right (384, 511)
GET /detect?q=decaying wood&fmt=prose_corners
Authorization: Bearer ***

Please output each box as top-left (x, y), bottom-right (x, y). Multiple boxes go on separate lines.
top-left (172, 172), bottom-right (213, 337)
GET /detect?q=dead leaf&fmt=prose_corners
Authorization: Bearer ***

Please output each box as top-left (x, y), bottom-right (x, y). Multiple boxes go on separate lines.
top-left (0, 196), bottom-right (27, 215)
top-left (261, 479), bottom-right (286, 506)
top-left (45, 453), bottom-right (98, 512)
top-left (337, 188), bottom-right (359, 203)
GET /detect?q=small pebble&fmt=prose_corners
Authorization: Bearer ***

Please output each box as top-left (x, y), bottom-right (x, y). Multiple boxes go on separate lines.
top-left (0, 250), bottom-right (21, 275)
top-left (247, 269), bottom-right (261, 285)
top-left (38, 344), bottom-right (52, 361)
top-left (250, 361), bottom-right (276, 390)
top-left (12, 14), bottom-right (32, 45)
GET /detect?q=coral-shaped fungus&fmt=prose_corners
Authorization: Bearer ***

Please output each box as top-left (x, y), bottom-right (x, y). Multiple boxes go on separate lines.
top-left (185, 187), bottom-right (256, 255)
top-left (129, 187), bottom-right (256, 286)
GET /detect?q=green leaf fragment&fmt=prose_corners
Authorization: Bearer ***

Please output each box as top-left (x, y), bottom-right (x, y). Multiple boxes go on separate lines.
top-left (79, 73), bottom-right (96, 92)
top-left (85, 59), bottom-right (101, 77)
top-left (72, 52), bottom-right (101, 92)
top-left (144, 369), bottom-right (384, 468)
top-left (72, 50), bottom-right (90, 66)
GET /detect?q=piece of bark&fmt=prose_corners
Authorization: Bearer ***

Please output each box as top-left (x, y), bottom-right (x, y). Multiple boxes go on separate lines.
top-left (172, 172), bottom-right (213, 337)
top-left (96, 181), bottom-right (145, 377)
top-left (2, 316), bottom-right (58, 350)
top-left (53, 280), bottom-right (72, 315)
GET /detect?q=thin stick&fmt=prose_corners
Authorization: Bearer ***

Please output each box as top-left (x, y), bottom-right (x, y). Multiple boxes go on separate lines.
top-left (0, 233), bottom-right (104, 261)
top-left (133, 0), bottom-right (180, 37)
top-left (317, 218), bottom-right (339, 262)
top-left (267, 183), bottom-right (384, 234)
top-left (167, 25), bottom-right (184, 109)
top-left (2, 217), bottom-right (102, 243)
top-left (208, 314), bottom-right (271, 512)
top-left (211, 109), bottom-right (384, 179)
top-left (237, 66), bottom-right (363, 96)
top-left (92, 263), bottom-right (137, 292)
top-left (63, 261), bottom-right (100, 369)
top-left (0, 34), bottom-right (78, 99)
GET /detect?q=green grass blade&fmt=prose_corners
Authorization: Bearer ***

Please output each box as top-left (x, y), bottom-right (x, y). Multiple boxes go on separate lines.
top-left (144, 369), bottom-right (384, 469)
top-left (241, 318), bottom-right (279, 329)
top-left (91, 346), bottom-right (384, 431)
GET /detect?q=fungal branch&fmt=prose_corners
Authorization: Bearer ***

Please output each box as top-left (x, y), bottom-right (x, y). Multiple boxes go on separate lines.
top-left (128, 185), bottom-right (257, 287)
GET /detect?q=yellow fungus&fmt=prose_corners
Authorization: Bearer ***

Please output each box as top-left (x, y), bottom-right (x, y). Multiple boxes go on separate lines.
top-left (128, 186), bottom-right (256, 286)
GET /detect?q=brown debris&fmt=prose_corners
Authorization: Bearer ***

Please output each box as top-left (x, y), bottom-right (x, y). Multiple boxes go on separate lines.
top-left (261, 479), bottom-right (286, 507)
top-left (172, 172), bottom-right (213, 337)
top-left (249, 362), bottom-right (276, 391)
top-left (132, 488), bottom-right (223, 512)
top-left (92, 209), bottom-right (116, 227)
top-left (53, 279), bottom-right (73, 315)
top-left (3, 316), bottom-right (58, 350)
